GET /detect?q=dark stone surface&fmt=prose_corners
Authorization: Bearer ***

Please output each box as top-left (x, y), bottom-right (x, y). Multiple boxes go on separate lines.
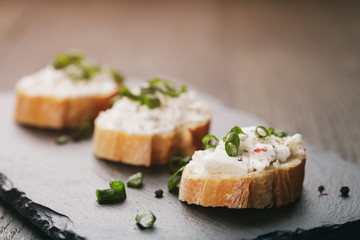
top-left (1, 92), bottom-right (360, 239)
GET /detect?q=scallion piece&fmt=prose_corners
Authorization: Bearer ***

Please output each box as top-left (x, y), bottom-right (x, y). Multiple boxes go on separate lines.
top-left (224, 132), bottom-right (240, 157)
top-left (202, 134), bottom-right (219, 149)
top-left (169, 156), bottom-right (191, 173)
top-left (136, 211), bottom-right (156, 229)
top-left (76, 121), bottom-right (93, 140)
top-left (141, 94), bottom-right (161, 109)
top-left (82, 65), bottom-right (100, 80)
top-left (275, 131), bottom-right (287, 138)
top-left (223, 125), bottom-right (246, 141)
top-left (168, 166), bottom-right (184, 191)
top-left (255, 126), bottom-right (269, 138)
top-left (55, 135), bottom-right (69, 145)
top-left (268, 127), bottom-right (275, 135)
top-left (96, 189), bottom-right (117, 204)
top-left (111, 69), bottom-right (124, 84)
top-left (127, 172), bottom-right (143, 188)
top-left (109, 181), bottom-right (127, 199)
top-left (120, 86), bottom-right (139, 101)
top-left (53, 53), bottom-right (84, 69)
top-left (148, 78), bottom-right (186, 97)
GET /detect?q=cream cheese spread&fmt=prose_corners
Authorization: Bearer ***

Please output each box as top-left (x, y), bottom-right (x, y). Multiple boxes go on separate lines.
top-left (96, 89), bottom-right (211, 134)
top-left (16, 66), bottom-right (118, 98)
top-left (187, 126), bottom-right (305, 175)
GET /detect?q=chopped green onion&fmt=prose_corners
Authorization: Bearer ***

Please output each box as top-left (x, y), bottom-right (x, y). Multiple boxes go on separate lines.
top-left (82, 65), bottom-right (100, 80)
top-left (223, 125), bottom-right (246, 141)
top-left (141, 94), bottom-right (161, 109)
top-left (168, 166), bottom-right (184, 191)
top-left (55, 135), bottom-right (69, 145)
top-left (109, 181), bottom-right (127, 199)
top-left (111, 69), bottom-right (124, 84)
top-left (275, 131), bottom-right (287, 138)
top-left (224, 132), bottom-right (240, 157)
top-left (127, 172), bottom-right (143, 188)
top-left (169, 156), bottom-right (191, 173)
top-left (53, 53), bottom-right (84, 69)
top-left (148, 78), bottom-right (186, 97)
top-left (76, 121), bottom-right (93, 140)
top-left (136, 211), bottom-right (156, 228)
top-left (109, 95), bottom-right (121, 107)
top-left (96, 189), bottom-right (122, 204)
top-left (120, 86), bottom-right (139, 101)
top-left (202, 134), bottom-right (219, 149)
top-left (255, 126), bottom-right (269, 138)
top-left (268, 127), bottom-right (275, 135)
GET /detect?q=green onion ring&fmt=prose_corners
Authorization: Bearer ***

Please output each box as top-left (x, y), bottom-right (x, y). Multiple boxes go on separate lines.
top-left (127, 172), bottom-right (143, 188)
top-left (202, 135), bottom-right (219, 149)
top-left (224, 132), bottom-right (240, 157)
top-left (136, 211), bottom-right (156, 228)
top-left (168, 166), bottom-right (185, 190)
top-left (255, 126), bottom-right (269, 138)
top-left (275, 131), bottom-right (287, 138)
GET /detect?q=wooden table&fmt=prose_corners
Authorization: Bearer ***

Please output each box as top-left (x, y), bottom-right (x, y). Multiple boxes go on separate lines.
top-left (1, 1), bottom-right (359, 239)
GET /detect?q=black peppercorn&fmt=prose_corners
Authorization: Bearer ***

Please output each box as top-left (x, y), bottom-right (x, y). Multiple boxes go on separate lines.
top-left (155, 189), bottom-right (163, 198)
top-left (340, 186), bottom-right (350, 197)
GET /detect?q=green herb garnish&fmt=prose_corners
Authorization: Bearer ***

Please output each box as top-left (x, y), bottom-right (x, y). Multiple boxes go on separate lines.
top-left (224, 132), bottom-right (240, 157)
top-left (141, 94), bottom-right (161, 109)
top-left (168, 166), bottom-right (185, 191)
top-left (53, 54), bottom-right (84, 69)
top-left (223, 126), bottom-right (246, 142)
top-left (75, 121), bottom-right (93, 140)
top-left (274, 131), bottom-right (287, 138)
top-left (255, 126), bottom-right (287, 138)
top-left (109, 181), bottom-right (127, 199)
top-left (96, 180), bottom-right (126, 204)
top-left (111, 69), bottom-right (124, 84)
top-left (255, 126), bottom-right (269, 138)
top-left (148, 78), bottom-right (186, 97)
top-left (55, 135), bottom-right (69, 145)
top-left (169, 156), bottom-right (191, 173)
top-left (136, 211), bottom-right (156, 228)
top-left (202, 134), bottom-right (219, 149)
top-left (127, 172), bottom-right (143, 188)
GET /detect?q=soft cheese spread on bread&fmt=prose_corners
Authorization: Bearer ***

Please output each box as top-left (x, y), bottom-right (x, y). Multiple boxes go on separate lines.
top-left (16, 65), bottom-right (118, 98)
top-left (96, 89), bottom-right (211, 134)
top-left (187, 126), bottom-right (305, 175)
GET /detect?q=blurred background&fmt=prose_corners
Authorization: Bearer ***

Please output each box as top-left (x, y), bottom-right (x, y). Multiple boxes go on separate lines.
top-left (0, 0), bottom-right (359, 164)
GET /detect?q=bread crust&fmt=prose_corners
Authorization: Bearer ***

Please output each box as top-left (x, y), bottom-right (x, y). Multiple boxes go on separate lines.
top-left (179, 157), bottom-right (306, 208)
top-left (15, 90), bottom-right (117, 129)
top-left (93, 120), bottom-right (211, 167)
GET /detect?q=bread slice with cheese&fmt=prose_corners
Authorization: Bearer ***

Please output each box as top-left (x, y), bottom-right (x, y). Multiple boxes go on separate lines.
top-left (179, 126), bottom-right (306, 208)
top-left (15, 53), bottom-right (122, 129)
top-left (93, 79), bottom-right (212, 166)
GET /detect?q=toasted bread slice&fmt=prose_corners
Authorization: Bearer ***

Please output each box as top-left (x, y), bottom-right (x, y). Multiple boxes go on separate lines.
top-left (15, 90), bottom-right (117, 129)
top-left (93, 120), bottom-right (210, 166)
top-left (179, 157), bottom-right (306, 208)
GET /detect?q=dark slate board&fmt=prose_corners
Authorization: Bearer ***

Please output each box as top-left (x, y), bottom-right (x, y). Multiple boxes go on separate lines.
top-left (1, 91), bottom-right (360, 240)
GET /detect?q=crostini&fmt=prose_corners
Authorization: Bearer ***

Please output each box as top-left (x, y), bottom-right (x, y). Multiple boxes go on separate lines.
top-left (93, 78), bottom-right (212, 166)
top-left (15, 53), bottom-right (123, 129)
top-left (179, 126), bottom-right (306, 209)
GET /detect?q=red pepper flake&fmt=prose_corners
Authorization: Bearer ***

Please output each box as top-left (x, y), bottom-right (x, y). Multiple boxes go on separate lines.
top-left (254, 147), bottom-right (267, 153)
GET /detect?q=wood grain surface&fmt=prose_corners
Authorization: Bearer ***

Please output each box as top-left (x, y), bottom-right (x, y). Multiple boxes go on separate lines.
top-left (0, 1), bottom-right (359, 239)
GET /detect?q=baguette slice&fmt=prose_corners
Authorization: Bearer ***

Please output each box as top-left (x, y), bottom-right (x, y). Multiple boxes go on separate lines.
top-left (179, 156), bottom-right (306, 209)
top-left (93, 120), bottom-right (210, 167)
top-left (15, 89), bottom-right (117, 129)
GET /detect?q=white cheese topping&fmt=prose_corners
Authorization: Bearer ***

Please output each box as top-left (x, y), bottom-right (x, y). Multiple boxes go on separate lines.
top-left (16, 66), bottom-right (118, 98)
top-left (96, 89), bottom-right (211, 134)
top-left (187, 126), bottom-right (305, 176)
